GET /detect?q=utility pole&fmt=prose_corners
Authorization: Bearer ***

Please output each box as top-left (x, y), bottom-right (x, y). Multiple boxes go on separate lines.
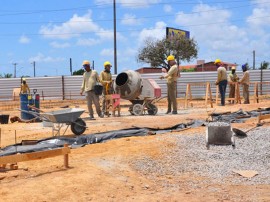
top-left (253, 50), bottom-right (255, 70)
top-left (12, 63), bottom-right (17, 78)
top-left (113, 0), bottom-right (117, 74)
top-left (32, 61), bottom-right (36, 77)
top-left (69, 58), bottom-right (73, 76)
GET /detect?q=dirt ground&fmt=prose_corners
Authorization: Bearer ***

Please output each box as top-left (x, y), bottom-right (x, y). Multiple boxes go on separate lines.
top-left (0, 98), bottom-right (270, 202)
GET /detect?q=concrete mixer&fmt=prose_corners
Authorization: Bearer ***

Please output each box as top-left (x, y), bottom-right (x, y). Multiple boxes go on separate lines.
top-left (114, 70), bottom-right (161, 115)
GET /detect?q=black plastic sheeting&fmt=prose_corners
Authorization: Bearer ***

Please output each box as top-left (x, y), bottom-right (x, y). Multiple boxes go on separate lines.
top-left (0, 120), bottom-right (204, 157)
top-left (211, 108), bottom-right (270, 123)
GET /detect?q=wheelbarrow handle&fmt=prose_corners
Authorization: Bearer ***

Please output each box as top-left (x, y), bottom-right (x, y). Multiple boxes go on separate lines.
top-left (27, 104), bottom-right (44, 113)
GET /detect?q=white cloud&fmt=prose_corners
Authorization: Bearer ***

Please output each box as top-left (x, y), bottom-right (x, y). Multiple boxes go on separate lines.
top-left (19, 35), bottom-right (30, 44)
top-left (28, 53), bottom-right (65, 63)
top-left (100, 48), bottom-right (114, 56)
top-left (96, 28), bottom-right (126, 41)
top-left (95, 0), bottom-right (160, 8)
top-left (174, 4), bottom-right (249, 60)
top-left (163, 4), bottom-right (172, 13)
top-left (39, 10), bottom-right (99, 40)
top-left (76, 38), bottom-right (100, 46)
top-left (121, 14), bottom-right (142, 25)
top-left (50, 41), bottom-right (70, 48)
top-left (138, 21), bottom-right (166, 44)
top-left (247, 0), bottom-right (270, 30)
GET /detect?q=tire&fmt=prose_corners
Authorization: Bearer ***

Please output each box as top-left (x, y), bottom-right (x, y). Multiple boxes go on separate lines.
top-left (71, 118), bottom-right (86, 135)
top-left (132, 104), bottom-right (143, 116)
top-left (147, 103), bottom-right (158, 115)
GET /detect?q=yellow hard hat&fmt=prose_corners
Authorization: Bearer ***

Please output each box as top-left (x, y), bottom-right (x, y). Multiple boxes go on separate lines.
top-left (231, 66), bottom-right (236, 70)
top-left (82, 60), bottom-right (90, 66)
top-left (167, 55), bottom-right (175, 61)
top-left (22, 78), bottom-right (26, 81)
top-left (214, 59), bottom-right (222, 64)
top-left (104, 61), bottom-right (112, 67)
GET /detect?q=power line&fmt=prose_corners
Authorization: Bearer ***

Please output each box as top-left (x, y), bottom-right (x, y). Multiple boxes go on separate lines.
top-left (0, 13), bottom-right (270, 37)
top-left (0, 1), bottom-right (269, 25)
top-left (0, 0), bottom-right (269, 17)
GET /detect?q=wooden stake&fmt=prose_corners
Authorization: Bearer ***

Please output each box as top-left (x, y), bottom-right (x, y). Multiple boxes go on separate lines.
top-left (215, 85), bottom-right (219, 105)
top-left (15, 130), bottom-right (17, 154)
top-left (205, 82), bottom-right (213, 108)
top-left (184, 84), bottom-right (192, 108)
top-left (64, 144), bottom-right (69, 168)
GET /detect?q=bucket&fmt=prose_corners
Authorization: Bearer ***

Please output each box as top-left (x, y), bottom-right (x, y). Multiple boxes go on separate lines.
top-left (0, 114), bottom-right (9, 124)
top-left (20, 94), bottom-right (40, 120)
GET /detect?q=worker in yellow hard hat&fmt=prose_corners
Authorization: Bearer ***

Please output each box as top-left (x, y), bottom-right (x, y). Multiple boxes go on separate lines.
top-left (228, 66), bottom-right (239, 104)
top-left (239, 64), bottom-right (250, 104)
top-left (99, 61), bottom-right (113, 116)
top-left (20, 78), bottom-right (30, 94)
top-left (215, 59), bottom-right (228, 106)
top-left (160, 55), bottom-right (180, 114)
top-left (80, 60), bottom-right (103, 120)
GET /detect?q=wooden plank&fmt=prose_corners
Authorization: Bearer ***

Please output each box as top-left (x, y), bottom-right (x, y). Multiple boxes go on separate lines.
top-left (259, 114), bottom-right (270, 121)
top-left (0, 147), bottom-right (70, 165)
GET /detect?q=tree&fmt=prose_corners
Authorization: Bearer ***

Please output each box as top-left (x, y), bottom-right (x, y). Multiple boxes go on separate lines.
top-left (137, 35), bottom-right (198, 69)
top-left (260, 61), bottom-right (269, 70)
top-left (72, 69), bottom-right (85, 75)
top-left (0, 73), bottom-right (13, 78)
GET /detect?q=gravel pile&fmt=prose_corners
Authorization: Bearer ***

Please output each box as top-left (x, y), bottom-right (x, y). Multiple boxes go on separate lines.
top-left (131, 127), bottom-right (270, 185)
top-left (206, 122), bottom-right (231, 127)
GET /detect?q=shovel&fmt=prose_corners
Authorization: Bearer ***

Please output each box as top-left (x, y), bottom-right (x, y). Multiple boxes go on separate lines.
top-left (232, 123), bottom-right (262, 137)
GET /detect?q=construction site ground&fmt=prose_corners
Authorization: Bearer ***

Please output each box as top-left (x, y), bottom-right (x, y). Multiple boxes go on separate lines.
top-left (0, 98), bottom-right (270, 202)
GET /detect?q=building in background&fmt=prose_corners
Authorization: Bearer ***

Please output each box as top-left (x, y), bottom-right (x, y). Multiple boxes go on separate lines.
top-left (135, 60), bottom-right (237, 73)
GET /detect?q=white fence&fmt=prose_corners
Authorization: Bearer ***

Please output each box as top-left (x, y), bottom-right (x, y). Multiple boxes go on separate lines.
top-left (0, 70), bottom-right (269, 101)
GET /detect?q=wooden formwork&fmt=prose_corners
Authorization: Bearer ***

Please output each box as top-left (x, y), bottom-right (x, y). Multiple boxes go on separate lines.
top-left (185, 82), bottom-right (213, 109)
top-left (0, 144), bottom-right (70, 170)
top-left (216, 82), bottom-right (241, 105)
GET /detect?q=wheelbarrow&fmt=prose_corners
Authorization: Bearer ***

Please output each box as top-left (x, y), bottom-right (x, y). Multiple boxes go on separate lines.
top-left (20, 107), bottom-right (87, 136)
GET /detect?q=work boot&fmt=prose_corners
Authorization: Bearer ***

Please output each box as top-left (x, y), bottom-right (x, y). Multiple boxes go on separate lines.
top-left (165, 110), bottom-right (171, 114)
top-left (98, 113), bottom-right (104, 118)
top-left (89, 115), bottom-right (95, 120)
top-left (172, 111), bottom-right (178, 114)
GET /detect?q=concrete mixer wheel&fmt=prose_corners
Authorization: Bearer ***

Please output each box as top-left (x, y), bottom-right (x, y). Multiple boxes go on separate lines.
top-left (147, 103), bottom-right (158, 115)
top-left (132, 104), bottom-right (143, 116)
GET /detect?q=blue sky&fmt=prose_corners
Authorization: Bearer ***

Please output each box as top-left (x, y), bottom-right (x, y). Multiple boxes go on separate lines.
top-left (0, 0), bottom-right (269, 77)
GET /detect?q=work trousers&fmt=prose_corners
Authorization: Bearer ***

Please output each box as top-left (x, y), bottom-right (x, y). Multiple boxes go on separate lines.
top-left (242, 83), bottom-right (250, 104)
top-left (85, 90), bottom-right (101, 116)
top-left (229, 84), bottom-right (235, 102)
top-left (218, 80), bottom-right (227, 105)
top-left (167, 81), bottom-right (177, 112)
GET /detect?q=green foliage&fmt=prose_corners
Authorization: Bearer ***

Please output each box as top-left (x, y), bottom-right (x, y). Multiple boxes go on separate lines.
top-left (137, 35), bottom-right (198, 68)
top-left (260, 61), bottom-right (269, 70)
top-left (0, 73), bottom-right (13, 78)
top-left (72, 69), bottom-right (85, 75)
top-left (181, 68), bottom-right (195, 72)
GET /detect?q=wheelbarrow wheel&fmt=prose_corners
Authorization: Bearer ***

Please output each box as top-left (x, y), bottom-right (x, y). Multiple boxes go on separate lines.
top-left (133, 104), bottom-right (143, 116)
top-left (147, 103), bottom-right (158, 115)
top-left (71, 118), bottom-right (86, 135)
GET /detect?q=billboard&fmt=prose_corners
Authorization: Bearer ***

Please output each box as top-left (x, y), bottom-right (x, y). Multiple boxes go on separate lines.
top-left (166, 27), bottom-right (190, 39)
